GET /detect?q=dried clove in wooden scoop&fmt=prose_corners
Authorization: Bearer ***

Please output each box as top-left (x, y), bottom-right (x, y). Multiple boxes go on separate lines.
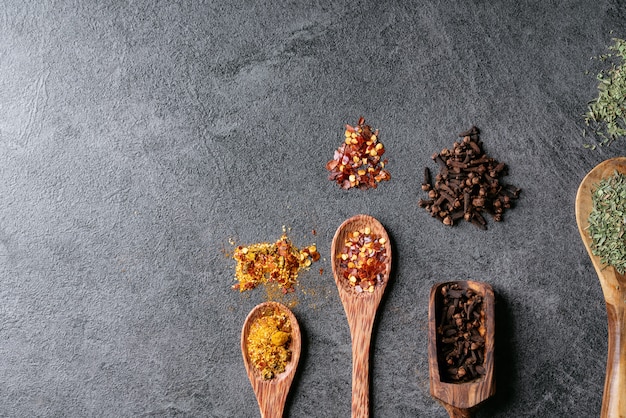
top-left (436, 283), bottom-right (486, 383)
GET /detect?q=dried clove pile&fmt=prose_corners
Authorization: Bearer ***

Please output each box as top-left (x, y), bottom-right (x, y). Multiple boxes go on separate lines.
top-left (419, 126), bottom-right (521, 229)
top-left (436, 283), bottom-right (486, 383)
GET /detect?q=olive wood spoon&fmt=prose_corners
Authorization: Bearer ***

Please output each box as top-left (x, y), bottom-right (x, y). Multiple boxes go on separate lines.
top-left (241, 302), bottom-right (302, 418)
top-left (428, 280), bottom-right (495, 418)
top-left (331, 214), bottom-right (392, 418)
top-left (575, 157), bottom-right (626, 418)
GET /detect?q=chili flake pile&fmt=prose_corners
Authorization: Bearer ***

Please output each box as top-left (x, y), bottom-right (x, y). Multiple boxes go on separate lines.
top-left (338, 227), bottom-right (387, 293)
top-left (247, 306), bottom-right (292, 380)
top-left (326, 117), bottom-right (390, 190)
top-left (232, 234), bottom-right (320, 293)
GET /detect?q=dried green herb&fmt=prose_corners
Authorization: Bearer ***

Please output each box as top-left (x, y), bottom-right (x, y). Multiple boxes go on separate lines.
top-left (584, 37), bottom-right (626, 149)
top-left (587, 170), bottom-right (626, 273)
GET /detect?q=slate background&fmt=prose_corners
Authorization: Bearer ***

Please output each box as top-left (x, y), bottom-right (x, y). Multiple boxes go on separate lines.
top-left (1, 1), bottom-right (626, 416)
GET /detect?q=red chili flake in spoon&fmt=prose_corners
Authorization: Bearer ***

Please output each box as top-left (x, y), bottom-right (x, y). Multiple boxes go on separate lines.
top-left (326, 117), bottom-right (390, 190)
top-left (338, 227), bottom-right (387, 293)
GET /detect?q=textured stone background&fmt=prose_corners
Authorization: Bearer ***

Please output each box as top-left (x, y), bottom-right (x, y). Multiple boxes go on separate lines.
top-left (1, 1), bottom-right (626, 416)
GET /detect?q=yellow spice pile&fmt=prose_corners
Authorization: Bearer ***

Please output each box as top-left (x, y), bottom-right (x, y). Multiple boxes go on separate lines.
top-left (232, 234), bottom-right (320, 293)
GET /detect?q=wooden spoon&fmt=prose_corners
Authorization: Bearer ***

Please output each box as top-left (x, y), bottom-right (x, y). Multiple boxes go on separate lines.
top-left (428, 280), bottom-right (495, 418)
top-left (331, 214), bottom-right (392, 418)
top-left (575, 157), bottom-right (626, 418)
top-left (241, 301), bottom-right (302, 418)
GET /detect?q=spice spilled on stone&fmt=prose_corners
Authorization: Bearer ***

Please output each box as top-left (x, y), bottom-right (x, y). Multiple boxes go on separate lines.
top-left (419, 126), bottom-right (521, 229)
top-left (326, 117), bottom-right (390, 190)
top-left (587, 170), bottom-right (626, 274)
top-left (337, 227), bottom-right (387, 293)
top-left (246, 305), bottom-right (292, 380)
top-left (584, 37), bottom-right (626, 148)
top-left (232, 233), bottom-right (320, 293)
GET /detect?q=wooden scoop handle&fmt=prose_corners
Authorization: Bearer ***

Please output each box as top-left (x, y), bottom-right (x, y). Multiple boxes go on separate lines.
top-left (442, 403), bottom-right (475, 418)
top-left (602, 301), bottom-right (626, 417)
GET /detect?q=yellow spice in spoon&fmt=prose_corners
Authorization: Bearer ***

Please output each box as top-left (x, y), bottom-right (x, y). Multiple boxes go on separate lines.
top-left (246, 306), bottom-right (292, 380)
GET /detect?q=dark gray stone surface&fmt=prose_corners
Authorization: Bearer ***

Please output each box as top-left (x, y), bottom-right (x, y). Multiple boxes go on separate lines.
top-left (1, 1), bottom-right (625, 416)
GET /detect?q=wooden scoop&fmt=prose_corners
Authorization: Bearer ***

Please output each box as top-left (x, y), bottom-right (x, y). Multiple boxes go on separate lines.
top-left (428, 280), bottom-right (495, 418)
top-left (241, 301), bottom-right (302, 418)
top-left (575, 157), bottom-right (626, 418)
top-left (331, 214), bottom-right (392, 418)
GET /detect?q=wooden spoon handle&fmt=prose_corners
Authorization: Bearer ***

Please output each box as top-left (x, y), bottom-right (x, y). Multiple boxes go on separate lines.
top-left (602, 302), bottom-right (626, 418)
top-left (349, 317), bottom-right (374, 418)
top-left (255, 387), bottom-right (287, 418)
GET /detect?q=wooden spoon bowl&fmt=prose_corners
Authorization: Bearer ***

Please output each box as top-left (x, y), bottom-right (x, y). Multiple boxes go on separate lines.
top-left (575, 157), bottom-right (626, 417)
top-left (428, 280), bottom-right (495, 418)
top-left (331, 214), bottom-right (392, 418)
top-left (241, 302), bottom-right (302, 418)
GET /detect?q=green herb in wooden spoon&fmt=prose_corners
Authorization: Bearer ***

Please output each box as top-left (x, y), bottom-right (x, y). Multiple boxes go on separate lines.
top-left (588, 170), bottom-right (626, 273)
top-left (584, 37), bottom-right (626, 149)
